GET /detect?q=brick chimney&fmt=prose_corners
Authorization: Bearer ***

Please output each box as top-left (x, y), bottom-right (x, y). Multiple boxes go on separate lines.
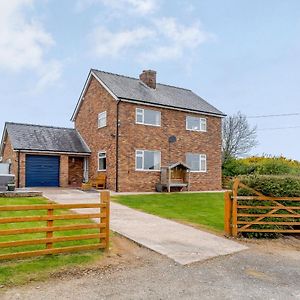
top-left (139, 70), bottom-right (156, 89)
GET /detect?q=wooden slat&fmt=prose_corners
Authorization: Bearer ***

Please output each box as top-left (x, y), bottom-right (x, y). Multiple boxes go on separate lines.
top-left (232, 179), bottom-right (239, 237)
top-left (235, 196), bottom-right (300, 201)
top-left (0, 243), bottom-right (106, 260)
top-left (237, 221), bottom-right (300, 225)
top-left (0, 213), bottom-right (104, 224)
top-left (100, 191), bottom-right (110, 251)
top-left (238, 205), bottom-right (300, 210)
top-left (239, 229), bottom-right (300, 233)
top-left (0, 223), bottom-right (105, 236)
top-left (0, 203), bottom-right (106, 211)
top-left (237, 213), bottom-right (300, 218)
top-left (224, 191), bottom-right (232, 235)
top-left (46, 208), bottom-right (54, 249)
top-left (0, 233), bottom-right (106, 248)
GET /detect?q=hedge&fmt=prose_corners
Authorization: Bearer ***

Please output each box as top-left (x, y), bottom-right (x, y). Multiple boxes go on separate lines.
top-left (222, 156), bottom-right (300, 177)
top-left (237, 174), bottom-right (300, 197)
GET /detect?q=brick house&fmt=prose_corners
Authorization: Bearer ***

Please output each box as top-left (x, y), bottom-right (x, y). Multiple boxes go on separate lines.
top-left (0, 69), bottom-right (225, 191)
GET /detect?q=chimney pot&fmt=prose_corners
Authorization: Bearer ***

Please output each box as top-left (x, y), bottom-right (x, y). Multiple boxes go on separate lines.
top-left (139, 70), bottom-right (156, 89)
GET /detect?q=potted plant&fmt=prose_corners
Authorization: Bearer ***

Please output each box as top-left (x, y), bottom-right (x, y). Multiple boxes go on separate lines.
top-left (7, 183), bottom-right (15, 191)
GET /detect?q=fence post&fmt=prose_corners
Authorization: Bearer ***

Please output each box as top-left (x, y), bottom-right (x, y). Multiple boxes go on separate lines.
top-left (100, 191), bottom-right (110, 251)
top-left (232, 178), bottom-right (240, 237)
top-left (224, 191), bottom-right (232, 236)
top-left (46, 207), bottom-right (54, 249)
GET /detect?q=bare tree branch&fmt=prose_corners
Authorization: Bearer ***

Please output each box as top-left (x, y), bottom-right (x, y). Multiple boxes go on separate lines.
top-left (222, 112), bottom-right (258, 163)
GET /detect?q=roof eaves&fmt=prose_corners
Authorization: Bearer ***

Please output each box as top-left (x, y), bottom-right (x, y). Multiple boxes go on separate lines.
top-left (119, 97), bottom-right (226, 117)
top-left (75, 129), bottom-right (91, 153)
top-left (71, 70), bottom-right (119, 122)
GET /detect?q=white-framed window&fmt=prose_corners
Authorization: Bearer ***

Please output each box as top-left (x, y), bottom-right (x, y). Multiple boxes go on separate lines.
top-left (186, 153), bottom-right (207, 172)
top-left (136, 108), bottom-right (161, 126)
top-left (186, 116), bottom-right (207, 132)
top-left (135, 150), bottom-right (161, 171)
top-left (98, 111), bottom-right (107, 128)
top-left (98, 151), bottom-right (106, 171)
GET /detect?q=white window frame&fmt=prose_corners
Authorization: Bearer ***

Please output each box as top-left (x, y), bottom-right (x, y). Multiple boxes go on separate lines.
top-left (98, 111), bottom-right (107, 128)
top-left (135, 108), bottom-right (161, 127)
top-left (186, 153), bottom-right (207, 172)
top-left (98, 151), bottom-right (106, 171)
top-left (135, 149), bottom-right (161, 171)
top-left (186, 116), bottom-right (207, 132)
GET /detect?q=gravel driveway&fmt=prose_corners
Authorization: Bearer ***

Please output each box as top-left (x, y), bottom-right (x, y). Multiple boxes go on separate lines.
top-left (2, 236), bottom-right (300, 300)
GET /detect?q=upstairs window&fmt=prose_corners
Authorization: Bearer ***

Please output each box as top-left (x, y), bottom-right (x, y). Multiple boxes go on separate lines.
top-left (136, 108), bottom-right (161, 126)
top-left (98, 151), bottom-right (106, 171)
top-left (186, 153), bottom-right (207, 172)
top-left (136, 150), bottom-right (161, 171)
top-left (98, 111), bottom-right (107, 128)
top-left (186, 116), bottom-right (207, 132)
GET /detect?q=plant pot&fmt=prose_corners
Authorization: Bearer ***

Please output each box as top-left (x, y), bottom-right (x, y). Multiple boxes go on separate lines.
top-left (7, 184), bottom-right (15, 191)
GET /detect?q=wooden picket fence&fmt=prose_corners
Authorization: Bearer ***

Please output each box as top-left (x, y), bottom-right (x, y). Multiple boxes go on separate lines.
top-left (224, 179), bottom-right (300, 237)
top-left (0, 191), bottom-right (110, 260)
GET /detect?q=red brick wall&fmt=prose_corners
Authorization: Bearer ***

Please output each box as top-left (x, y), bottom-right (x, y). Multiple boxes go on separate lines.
top-left (68, 157), bottom-right (84, 186)
top-left (117, 102), bottom-right (222, 192)
top-left (74, 75), bottom-right (222, 192)
top-left (74, 77), bottom-right (117, 190)
top-left (2, 135), bottom-right (18, 183)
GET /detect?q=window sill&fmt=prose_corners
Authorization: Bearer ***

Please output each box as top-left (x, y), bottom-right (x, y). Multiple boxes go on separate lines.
top-left (135, 122), bottom-right (161, 127)
top-left (97, 169), bottom-right (106, 172)
top-left (186, 128), bottom-right (206, 132)
top-left (135, 169), bottom-right (161, 172)
top-left (190, 170), bottom-right (207, 173)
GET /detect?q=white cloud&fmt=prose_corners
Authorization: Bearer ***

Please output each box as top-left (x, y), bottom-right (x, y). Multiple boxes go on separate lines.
top-left (90, 27), bottom-right (155, 57)
top-left (76, 0), bottom-right (158, 15)
top-left (0, 0), bottom-right (62, 89)
top-left (34, 60), bottom-right (63, 93)
top-left (90, 18), bottom-right (213, 63)
top-left (139, 17), bottom-right (213, 63)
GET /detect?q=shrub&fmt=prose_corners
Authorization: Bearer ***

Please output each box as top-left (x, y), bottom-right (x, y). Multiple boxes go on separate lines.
top-left (237, 174), bottom-right (300, 197)
top-left (222, 158), bottom-right (254, 177)
top-left (223, 155), bottom-right (300, 177)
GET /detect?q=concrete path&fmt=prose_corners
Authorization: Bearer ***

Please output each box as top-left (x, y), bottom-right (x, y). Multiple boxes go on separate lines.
top-left (40, 188), bottom-right (247, 265)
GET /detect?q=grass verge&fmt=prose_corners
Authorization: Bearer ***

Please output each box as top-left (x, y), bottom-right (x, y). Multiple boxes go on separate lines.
top-left (113, 192), bottom-right (224, 232)
top-left (0, 197), bottom-right (104, 287)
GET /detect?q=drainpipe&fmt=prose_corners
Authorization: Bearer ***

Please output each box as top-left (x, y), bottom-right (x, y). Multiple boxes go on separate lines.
top-left (17, 151), bottom-right (20, 188)
top-left (115, 100), bottom-right (121, 192)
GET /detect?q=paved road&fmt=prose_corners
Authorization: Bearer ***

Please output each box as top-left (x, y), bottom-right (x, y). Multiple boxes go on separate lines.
top-left (2, 235), bottom-right (300, 300)
top-left (40, 188), bottom-right (247, 265)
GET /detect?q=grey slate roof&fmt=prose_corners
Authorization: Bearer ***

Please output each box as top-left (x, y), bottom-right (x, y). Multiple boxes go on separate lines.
top-left (92, 69), bottom-right (225, 116)
top-left (4, 123), bottom-right (91, 154)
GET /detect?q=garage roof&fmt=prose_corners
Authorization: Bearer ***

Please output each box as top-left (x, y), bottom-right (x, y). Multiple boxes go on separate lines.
top-left (2, 122), bottom-right (91, 154)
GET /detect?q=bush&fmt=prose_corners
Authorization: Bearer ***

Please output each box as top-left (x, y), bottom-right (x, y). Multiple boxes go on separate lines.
top-left (238, 174), bottom-right (300, 197)
top-left (223, 156), bottom-right (300, 177)
top-left (222, 158), bottom-right (254, 177)
top-left (231, 175), bottom-right (300, 238)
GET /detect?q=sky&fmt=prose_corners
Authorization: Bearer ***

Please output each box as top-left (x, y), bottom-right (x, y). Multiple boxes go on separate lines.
top-left (0, 0), bottom-right (299, 160)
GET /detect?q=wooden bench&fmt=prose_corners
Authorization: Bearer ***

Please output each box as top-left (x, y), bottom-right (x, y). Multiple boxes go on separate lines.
top-left (81, 174), bottom-right (107, 191)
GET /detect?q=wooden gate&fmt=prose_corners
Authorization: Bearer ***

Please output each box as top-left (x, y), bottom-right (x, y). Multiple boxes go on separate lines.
top-left (224, 179), bottom-right (300, 237)
top-left (0, 191), bottom-right (110, 260)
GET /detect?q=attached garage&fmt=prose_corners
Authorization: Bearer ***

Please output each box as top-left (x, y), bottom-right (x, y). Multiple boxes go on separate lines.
top-left (0, 122), bottom-right (91, 188)
top-left (25, 155), bottom-right (60, 187)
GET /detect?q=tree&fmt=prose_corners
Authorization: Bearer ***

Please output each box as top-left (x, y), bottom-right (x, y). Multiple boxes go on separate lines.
top-left (222, 112), bottom-right (258, 163)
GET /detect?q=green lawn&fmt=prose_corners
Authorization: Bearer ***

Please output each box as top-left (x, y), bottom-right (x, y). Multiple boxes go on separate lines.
top-left (0, 197), bottom-right (104, 287)
top-left (113, 192), bottom-right (224, 232)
